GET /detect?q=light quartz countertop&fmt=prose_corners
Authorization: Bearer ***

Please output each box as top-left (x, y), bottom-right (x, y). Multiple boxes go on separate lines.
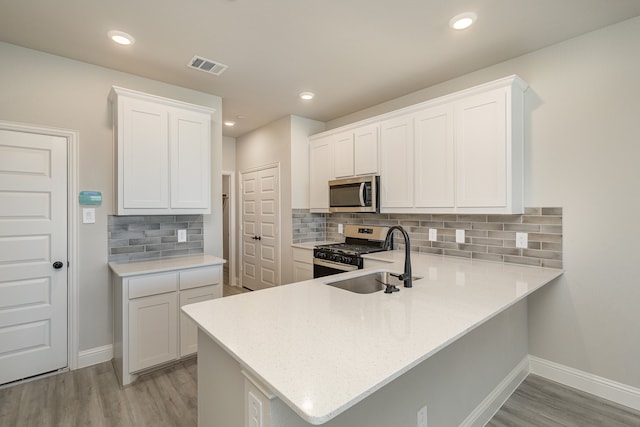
top-left (182, 251), bottom-right (562, 425)
top-left (108, 254), bottom-right (226, 277)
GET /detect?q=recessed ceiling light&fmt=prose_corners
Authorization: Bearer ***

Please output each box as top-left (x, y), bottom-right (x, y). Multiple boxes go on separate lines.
top-left (108, 30), bottom-right (135, 45)
top-left (224, 121), bottom-right (236, 127)
top-left (299, 92), bottom-right (315, 100)
top-left (449, 12), bottom-right (477, 30)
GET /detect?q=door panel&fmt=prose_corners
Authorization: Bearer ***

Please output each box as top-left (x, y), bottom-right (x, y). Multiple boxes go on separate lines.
top-left (0, 129), bottom-right (67, 385)
top-left (241, 166), bottom-right (280, 291)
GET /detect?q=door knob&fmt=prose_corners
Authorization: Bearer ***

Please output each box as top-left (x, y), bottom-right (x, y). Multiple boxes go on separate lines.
top-left (52, 261), bottom-right (64, 269)
top-left (256, 236), bottom-right (262, 241)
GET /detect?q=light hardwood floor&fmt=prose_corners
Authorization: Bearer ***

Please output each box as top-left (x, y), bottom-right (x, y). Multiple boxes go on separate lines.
top-left (3, 362), bottom-right (640, 426)
top-left (488, 374), bottom-right (640, 427)
top-left (0, 358), bottom-right (198, 427)
top-left (223, 283), bottom-right (251, 297)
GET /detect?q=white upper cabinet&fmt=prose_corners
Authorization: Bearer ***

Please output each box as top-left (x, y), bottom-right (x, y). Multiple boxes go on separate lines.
top-left (111, 87), bottom-right (214, 215)
top-left (331, 124), bottom-right (379, 179)
top-left (332, 131), bottom-right (355, 178)
top-left (121, 97), bottom-right (170, 210)
top-left (170, 110), bottom-right (211, 210)
top-left (309, 136), bottom-right (332, 212)
top-left (310, 76), bottom-right (527, 214)
top-left (380, 116), bottom-right (414, 209)
top-left (413, 104), bottom-right (455, 209)
top-left (353, 124), bottom-right (379, 176)
top-left (454, 88), bottom-right (516, 212)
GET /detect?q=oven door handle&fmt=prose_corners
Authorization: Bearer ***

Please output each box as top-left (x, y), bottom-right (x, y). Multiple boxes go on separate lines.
top-left (359, 182), bottom-right (366, 207)
top-left (313, 258), bottom-right (359, 272)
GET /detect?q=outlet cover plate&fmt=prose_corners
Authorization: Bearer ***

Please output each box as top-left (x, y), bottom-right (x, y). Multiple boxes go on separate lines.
top-left (455, 229), bottom-right (465, 244)
top-left (428, 228), bottom-right (437, 242)
top-left (178, 229), bottom-right (187, 243)
top-left (515, 232), bottom-right (528, 249)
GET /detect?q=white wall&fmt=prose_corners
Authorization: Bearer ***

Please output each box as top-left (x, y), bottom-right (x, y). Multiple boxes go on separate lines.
top-left (0, 42), bottom-right (223, 353)
top-left (236, 116), bottom-right (293, 284)
top-left (236, 115), bottom-right (323, 285)
top-left (327, 17), bottom-right (640, 389)
top-left (222, 136), bottom-right (236, 171)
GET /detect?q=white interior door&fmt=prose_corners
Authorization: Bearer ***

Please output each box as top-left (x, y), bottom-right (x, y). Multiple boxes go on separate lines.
top-left (241, 166), bottom-right (280, 291)
top-left (0, 129), bottom-right (68, 385)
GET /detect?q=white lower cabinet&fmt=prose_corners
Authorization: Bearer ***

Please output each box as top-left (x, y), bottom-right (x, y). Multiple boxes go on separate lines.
top-left (112, 263), bottom-right (222, 385)
top-left (292, 246), bottom-right (313, 282)
top-left (129, 292), bottom-right (178, 372)
top-left (180, 285), bottom-right (217, 357)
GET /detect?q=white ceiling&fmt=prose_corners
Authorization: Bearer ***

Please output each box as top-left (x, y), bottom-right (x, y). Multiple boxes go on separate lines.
top-left (1, 0), bottom-right (640, 137)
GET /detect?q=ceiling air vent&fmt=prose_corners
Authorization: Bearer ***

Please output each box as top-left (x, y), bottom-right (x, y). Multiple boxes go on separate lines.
top-left (188, 55), bottom-right (228, 76)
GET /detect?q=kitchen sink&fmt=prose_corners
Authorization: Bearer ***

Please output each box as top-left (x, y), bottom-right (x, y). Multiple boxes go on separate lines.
top-left (324, 271), bottom-right (422, 294)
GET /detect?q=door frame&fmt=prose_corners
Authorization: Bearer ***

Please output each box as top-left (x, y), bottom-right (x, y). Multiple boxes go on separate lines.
top-left (239, 163), bottom-right (281, 288)
top-left (221, 171), bottom-right (237, 286)
top-left (0, 120), bottom-right (79, 371)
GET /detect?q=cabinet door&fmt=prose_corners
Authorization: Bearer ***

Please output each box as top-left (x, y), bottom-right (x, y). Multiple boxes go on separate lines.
top-left (414, 105), bottom-right (455, 208)
top-left (128, 292), bottom-right (177, 372)
top-left (309, 138), bottom-right (332, 212)
top-left (380, 116), bottom-right (414, 209)
top-left (293, 261), bottom-right (313, 282)
top-left (332, 131), bottom-right (354, 178)
top-left (455, 89), bottom-right (507, 208)
top-left (121, 98), bottom-right (169, 209)
top-left (180, 285), bottom-right (216, 357)
top-left (354, 124), bottom-right (379, 176)
top-left (170, 109), bottom-right (211, 210)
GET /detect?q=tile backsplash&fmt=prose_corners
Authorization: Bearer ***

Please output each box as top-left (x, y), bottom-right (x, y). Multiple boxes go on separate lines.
top-left (292, 209), bottom-right (326, 243)
top-left (108, 215), bottom-right (204, 262)
top-left (292, 208), bottom-right (563, 268)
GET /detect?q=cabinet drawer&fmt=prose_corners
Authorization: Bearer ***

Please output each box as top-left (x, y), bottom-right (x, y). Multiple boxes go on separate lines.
top-left (292, 247), bottom-right (312, 264)
top-left (128, 272), bottom-right (178, 299)
top-left (180, 266), bottom-right (221, 290)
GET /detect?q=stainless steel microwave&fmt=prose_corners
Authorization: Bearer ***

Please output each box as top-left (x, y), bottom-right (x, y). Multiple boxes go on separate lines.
top-left (329, 175), bottom-right (379, 213)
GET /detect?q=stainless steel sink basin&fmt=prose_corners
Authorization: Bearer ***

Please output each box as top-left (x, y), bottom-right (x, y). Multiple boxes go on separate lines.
top-left (324, 271), bottom-right (422, 294)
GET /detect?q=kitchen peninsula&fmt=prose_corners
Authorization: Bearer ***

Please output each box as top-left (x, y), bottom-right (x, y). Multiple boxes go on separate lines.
top-left (183, 252), bottom-right (562, 426)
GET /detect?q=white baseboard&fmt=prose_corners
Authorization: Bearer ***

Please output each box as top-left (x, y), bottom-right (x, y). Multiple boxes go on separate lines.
top-left (77, 344), bottom-right (113, 369)
top-left (461, 357), bottom-right (530, 427)
top-left (529, 355), bottom-right (640, 411)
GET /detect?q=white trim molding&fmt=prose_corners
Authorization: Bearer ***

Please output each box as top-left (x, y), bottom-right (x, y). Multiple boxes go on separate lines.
top-left (461, 357), bottom-right (529, 427)
top-left (78, 345), bottom-right (114, 369)
top-left (529, 355), bottom-right (640, 411)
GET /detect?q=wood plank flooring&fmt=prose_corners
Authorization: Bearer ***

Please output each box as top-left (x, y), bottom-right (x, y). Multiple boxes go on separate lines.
top-left (3, 362), bottom-right (639, 427)
top-left (488, 374), bottom-right (640, 427)
top-left (0, 359), bottom-right (198, 427)
top-left (223, 283), bottom-right (251, 297)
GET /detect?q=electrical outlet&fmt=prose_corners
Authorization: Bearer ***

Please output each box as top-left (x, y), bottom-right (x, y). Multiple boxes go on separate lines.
top-left (338, 223), bottom-right (344, 234)
top-left (178, 229), bottom-right (187, 243)
top-left (455, 229), bottom-right (465, 244)
top-left (428, 228), bottom-right (437, 242)
top-left (515, 232), bottom-right (528, 249)
top-left (417, 405), bottom-right (428, 427)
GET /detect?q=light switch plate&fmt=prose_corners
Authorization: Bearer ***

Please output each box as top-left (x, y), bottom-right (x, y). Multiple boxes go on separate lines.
top-left (178, 229), bottom-right (187, 243)
top-left (455, 229), bottom-right (465, 244)
top-left (338, 223), bottom-right (344, 234)
top-left (428, 228), bottom-right (437, 242)
top-left (82, 208), bottom-right (95, 224)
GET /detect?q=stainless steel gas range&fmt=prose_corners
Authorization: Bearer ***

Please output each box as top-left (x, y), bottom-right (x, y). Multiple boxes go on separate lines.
top-left (313, 225), bottom-right (389, 278)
